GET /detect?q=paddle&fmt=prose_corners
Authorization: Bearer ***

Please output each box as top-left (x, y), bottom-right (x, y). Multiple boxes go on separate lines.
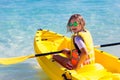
top-left (0, 50), bottom-right (63, 65)
top-left (94, 42), bottom-right (120, 48)
top-left (0, 42), bottom-right (120, 65)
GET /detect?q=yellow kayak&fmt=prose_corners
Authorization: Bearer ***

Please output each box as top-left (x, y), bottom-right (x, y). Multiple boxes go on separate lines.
top-left (34, 29), bottom-right (120, 80)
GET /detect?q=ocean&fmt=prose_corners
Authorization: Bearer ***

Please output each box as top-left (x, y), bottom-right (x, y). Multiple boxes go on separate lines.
top-left (0, 0), bottom-right (120, 80)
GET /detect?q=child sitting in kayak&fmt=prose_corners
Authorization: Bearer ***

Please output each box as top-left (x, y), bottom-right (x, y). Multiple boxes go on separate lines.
top-left (53, 14), bottom-right (95, 70)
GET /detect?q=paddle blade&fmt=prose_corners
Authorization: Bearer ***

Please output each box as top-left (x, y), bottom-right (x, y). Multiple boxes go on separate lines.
top-left (0, 54), bottom-right (34, 65)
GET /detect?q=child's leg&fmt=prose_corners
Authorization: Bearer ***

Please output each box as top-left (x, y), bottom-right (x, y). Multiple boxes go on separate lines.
top-left (53, 55), bottom-right (73, 70)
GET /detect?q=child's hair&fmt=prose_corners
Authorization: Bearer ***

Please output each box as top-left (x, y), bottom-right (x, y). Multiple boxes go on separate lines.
top-left (67, 14), bottom-right (86, 32)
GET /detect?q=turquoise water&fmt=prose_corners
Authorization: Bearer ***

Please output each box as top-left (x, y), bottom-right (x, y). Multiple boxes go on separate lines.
top-left (0, 0), bottom-right (120, 80)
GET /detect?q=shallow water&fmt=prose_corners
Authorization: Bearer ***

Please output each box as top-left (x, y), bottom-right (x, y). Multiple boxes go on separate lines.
top-left (0, 62), bottom-right (50, 80)
top-left (0, 0), bottom-right (120, 80)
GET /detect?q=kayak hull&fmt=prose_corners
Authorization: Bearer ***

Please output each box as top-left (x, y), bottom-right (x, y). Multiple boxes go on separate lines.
top-left (34, 29), bottom-right (120, 80)
top-left (95, 49), bottom-right (120, 73)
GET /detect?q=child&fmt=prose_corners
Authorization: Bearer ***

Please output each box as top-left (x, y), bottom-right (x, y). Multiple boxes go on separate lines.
top-left (53, 14), bottom-right (95, 70)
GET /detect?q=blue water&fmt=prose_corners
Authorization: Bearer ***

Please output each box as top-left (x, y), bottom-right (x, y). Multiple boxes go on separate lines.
top-left (0, 0), bottom-right (120, 80)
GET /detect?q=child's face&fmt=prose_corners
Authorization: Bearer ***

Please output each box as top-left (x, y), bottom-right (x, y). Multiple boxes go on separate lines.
top-left (68, 19), bottom-right (82, 33)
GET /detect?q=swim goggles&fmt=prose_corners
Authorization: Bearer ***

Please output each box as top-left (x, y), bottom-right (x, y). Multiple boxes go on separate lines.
top-left (68, 21), bottom-right (78, 27)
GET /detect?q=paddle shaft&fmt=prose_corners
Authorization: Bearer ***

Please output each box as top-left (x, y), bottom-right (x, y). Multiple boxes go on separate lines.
top-left (35, 42), bottom-right (120, 57)
top-left (100, 42), bottom-right (120, 47)
top-left (35, 50), bottom-right (63, 57)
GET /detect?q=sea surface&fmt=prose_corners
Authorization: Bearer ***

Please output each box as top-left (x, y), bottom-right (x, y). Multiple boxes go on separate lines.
top-left (0, 0), bottom-right (120, 80)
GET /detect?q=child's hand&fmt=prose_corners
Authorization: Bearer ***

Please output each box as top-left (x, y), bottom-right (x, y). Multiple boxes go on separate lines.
top-left (62, 48), bottom-right (70, 54)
